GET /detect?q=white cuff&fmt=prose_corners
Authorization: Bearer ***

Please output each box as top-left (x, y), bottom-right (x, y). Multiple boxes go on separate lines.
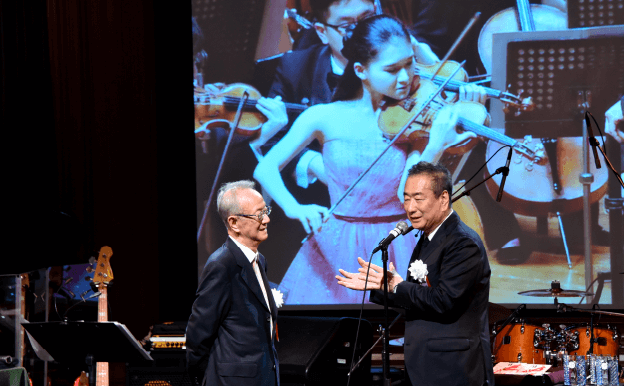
top-left (295, 150), bottom-right (322, 188)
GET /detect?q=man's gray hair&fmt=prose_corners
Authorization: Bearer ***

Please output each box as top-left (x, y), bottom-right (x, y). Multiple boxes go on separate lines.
top-left (217, 180), bottom-right (257, 228)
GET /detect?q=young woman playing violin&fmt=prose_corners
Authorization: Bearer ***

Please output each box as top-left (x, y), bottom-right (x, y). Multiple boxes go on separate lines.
top-left (254, 14), bottom-right (487, 304)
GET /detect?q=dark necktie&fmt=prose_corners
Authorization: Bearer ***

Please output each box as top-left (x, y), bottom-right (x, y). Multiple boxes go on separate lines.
top-left (407, 234), bottom-right (429, 282)
top-left (326, 72), bottom-right (340, 91)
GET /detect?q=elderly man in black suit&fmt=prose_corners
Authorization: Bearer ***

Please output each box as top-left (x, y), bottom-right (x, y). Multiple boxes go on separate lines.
top-left (186, 180), bottom-right (279, 386)
top-left (337, 162), bottom-right (494, 386)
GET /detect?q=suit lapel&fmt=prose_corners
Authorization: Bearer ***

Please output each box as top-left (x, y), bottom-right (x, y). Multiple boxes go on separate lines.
top-left (227, 239), bottom-right (271, 313)
top-left (258, 254), bottom-right (278, 321)
top-left (421, 212), bottom-right (460, 266)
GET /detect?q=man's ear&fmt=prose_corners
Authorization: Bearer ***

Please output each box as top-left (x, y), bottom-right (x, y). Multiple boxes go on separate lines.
top-left (227, 216), bottom-right (239, 233)
top-left (314, 22), bottom-right (329, 45)
top-left (441, 190), bottom-right (450, 209)
top-left (354, 62), bottom-right (366, 80)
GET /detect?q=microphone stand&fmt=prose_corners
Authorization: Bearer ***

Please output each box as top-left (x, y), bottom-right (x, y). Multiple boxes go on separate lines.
top-left (380, 244), bottom-right (392, 386)
top-left (452, 161), bottom-right (510, 204)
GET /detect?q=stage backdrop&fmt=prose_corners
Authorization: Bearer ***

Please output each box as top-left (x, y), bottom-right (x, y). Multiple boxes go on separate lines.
top-left (192, 0), bottom-right (624, 309)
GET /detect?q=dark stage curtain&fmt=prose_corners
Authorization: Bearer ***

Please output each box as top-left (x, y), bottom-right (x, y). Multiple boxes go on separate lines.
top-left (2, 0), bottom-right (196, 335)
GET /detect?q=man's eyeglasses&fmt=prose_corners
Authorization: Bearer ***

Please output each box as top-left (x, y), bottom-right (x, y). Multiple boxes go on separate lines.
top-left (322, 11), bottom-right (376, 35)
top-left (235, 206), bottom-right (271, 222)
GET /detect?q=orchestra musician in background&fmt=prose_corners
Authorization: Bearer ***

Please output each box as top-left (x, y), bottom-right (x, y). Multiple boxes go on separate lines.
top-left (254, 15), bottom-right (488, 304)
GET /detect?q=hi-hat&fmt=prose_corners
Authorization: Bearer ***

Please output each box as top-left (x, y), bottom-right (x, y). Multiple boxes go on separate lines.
top-left (518, 280), bottom-right (593, 298)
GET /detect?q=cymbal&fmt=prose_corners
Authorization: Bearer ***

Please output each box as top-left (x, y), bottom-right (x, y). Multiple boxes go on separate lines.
top-left (518, 288), bottom-right (593, 297)
top-left (518, 280), bottom-right (593, 298)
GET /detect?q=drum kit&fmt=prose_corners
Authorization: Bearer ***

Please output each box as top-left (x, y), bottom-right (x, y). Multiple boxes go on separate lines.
top-left (492, 280), bottom-right (622, 367)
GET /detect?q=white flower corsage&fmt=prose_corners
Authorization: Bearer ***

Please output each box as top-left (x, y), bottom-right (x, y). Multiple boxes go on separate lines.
top-left (408, 260), bottom-right (429, 284)
top-left (271, 288), bottom-right (284, 308)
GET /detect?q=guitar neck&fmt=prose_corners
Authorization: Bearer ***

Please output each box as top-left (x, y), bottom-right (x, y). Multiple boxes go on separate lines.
top-left (96, 285), bottom-right (108, 386)
top-left (97, 285), bottom-right (108, 322)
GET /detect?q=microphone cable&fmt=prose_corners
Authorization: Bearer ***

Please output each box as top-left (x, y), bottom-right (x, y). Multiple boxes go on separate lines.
top-left (346, 229), bottom-right (422, 386)
top-left (452, 144), bottom-right (512, 198)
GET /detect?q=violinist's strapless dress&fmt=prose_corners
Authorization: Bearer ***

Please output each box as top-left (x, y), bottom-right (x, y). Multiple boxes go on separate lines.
top-left (278, 138), bottom-right (418, 304)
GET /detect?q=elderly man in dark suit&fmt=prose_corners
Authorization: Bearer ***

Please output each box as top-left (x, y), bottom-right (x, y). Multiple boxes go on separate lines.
top-left (186, 180), bottom-right (279, 386)
top-left (337, 161), bottom-right (494, 386)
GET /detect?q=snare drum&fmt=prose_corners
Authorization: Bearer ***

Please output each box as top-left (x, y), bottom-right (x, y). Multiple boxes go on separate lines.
top-left (569, 325), bottom-right (619, 357)
top-left (493, 321), bottom-right (545, 364)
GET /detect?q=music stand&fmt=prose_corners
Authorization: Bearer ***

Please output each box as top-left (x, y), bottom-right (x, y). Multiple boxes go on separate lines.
top-left (22, 321), bottom-right (152, 386)
top-left (489, 26), bottom-right (624, 304)
top-left (566, 0), bottom-right (624, 29)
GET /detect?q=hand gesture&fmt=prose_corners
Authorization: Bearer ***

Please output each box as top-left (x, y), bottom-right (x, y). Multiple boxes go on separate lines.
top-left (459, 83), bottom-right (487, 105)
top-left (605, 100), bottom-right (624, 144)
top-left (428, 105), bottom-right (476, 150)
top-left (255, 96), bottom-right (289, 147)
top-left (336, 257), bottom-right (403, 291)
top-left (285, 204), bottom-right (329, 234)
top-left (410, 36), bottom-right (439, 65)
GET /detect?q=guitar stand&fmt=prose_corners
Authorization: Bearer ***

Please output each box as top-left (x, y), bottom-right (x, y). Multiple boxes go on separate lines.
top-left (22, 321), bottom-right (152, 386)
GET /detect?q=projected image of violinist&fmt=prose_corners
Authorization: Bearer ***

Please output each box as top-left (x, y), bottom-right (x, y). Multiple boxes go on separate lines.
top-left (193, 0), bottom-right (623, 307)
top-left (254, 14), bottom-right (489, 304)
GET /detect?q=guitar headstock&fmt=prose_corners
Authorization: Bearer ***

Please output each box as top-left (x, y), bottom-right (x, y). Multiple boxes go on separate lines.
top-left (92, 246), bottom-right (114, 288)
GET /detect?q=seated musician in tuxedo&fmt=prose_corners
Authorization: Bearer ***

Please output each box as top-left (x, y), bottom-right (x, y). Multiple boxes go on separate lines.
top-left (186, 180), bottom-right (279, 386)
top-left (337, 161), bottom-right (493, 386)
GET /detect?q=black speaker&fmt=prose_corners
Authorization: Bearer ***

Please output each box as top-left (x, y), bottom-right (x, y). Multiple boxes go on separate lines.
top-left (127, 367), bottom-right (192, 386)
top-left (276, 316), bottom-right (373, 386)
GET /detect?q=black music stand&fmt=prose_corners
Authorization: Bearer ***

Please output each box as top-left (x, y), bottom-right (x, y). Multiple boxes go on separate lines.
top-left (489, 26), bottom-right (624, 303)
top-left (22, 321), bottom-right (152, 386)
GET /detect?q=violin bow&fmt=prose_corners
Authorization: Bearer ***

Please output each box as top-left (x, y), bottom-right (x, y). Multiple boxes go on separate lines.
top-left (301, 62), bottom-right (465, 244)
top-left (197, 92), bottom-right (250, 242)
top-left (301, 13), bottom-right (482, 244)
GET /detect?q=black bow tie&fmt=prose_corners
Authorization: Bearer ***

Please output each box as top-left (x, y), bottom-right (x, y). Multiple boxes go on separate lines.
top-left (326, 72), bottom-right (341, 90)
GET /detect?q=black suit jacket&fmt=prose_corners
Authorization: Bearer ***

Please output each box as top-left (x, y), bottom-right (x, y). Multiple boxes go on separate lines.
top-left (371, 212), bottom-right (494, 386)
top-left (261, 44), bottom-right (333, 170)
top-left (186, 238), bottom-right (279, 386)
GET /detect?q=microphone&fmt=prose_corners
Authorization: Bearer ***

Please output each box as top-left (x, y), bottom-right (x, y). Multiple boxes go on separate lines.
top-left (372, 221), bottom-right (413, 253)
top-left (496, 147), bottom-right (513, 202)
top-left (584, 111), bottom-right (601, 169)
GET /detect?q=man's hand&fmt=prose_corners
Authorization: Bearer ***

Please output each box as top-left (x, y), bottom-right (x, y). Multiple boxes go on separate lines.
top-left (336, 257), bottom-right (403, 291)
top-left (605, 100), bottom-right (624, 144)
top-left (410, 36), bottom-right (439, 65)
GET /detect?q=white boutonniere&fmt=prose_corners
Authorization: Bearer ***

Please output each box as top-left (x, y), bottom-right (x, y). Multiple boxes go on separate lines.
top-left (271, 288), bottom-right (284, 308)
top-left (408, 260), bottom-right (428, 284)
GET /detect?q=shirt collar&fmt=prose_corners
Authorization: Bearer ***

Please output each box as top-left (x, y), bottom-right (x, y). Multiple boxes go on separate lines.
top-left (330, 54), bottom-right (344, 76)
top-left (427, 209), bottom-right (453, 241)
top-left (229, 236), bottom-right (258, 263)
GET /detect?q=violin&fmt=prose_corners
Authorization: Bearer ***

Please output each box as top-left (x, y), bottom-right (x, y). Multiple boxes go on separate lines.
top-left (194, 83), bottom-right (307, 138)
top-left (415, 61), bottom-right (534, 113)
top-left (378, 76), bottom-right (539, 162)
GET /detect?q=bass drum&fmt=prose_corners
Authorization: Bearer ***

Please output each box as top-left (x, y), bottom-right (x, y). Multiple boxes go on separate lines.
top-left (493, 321), bottom-right (545, 364)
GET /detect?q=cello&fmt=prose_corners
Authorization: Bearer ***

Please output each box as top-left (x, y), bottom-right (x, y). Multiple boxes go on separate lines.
top-left (480, 0), bottom-right (608, 217)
